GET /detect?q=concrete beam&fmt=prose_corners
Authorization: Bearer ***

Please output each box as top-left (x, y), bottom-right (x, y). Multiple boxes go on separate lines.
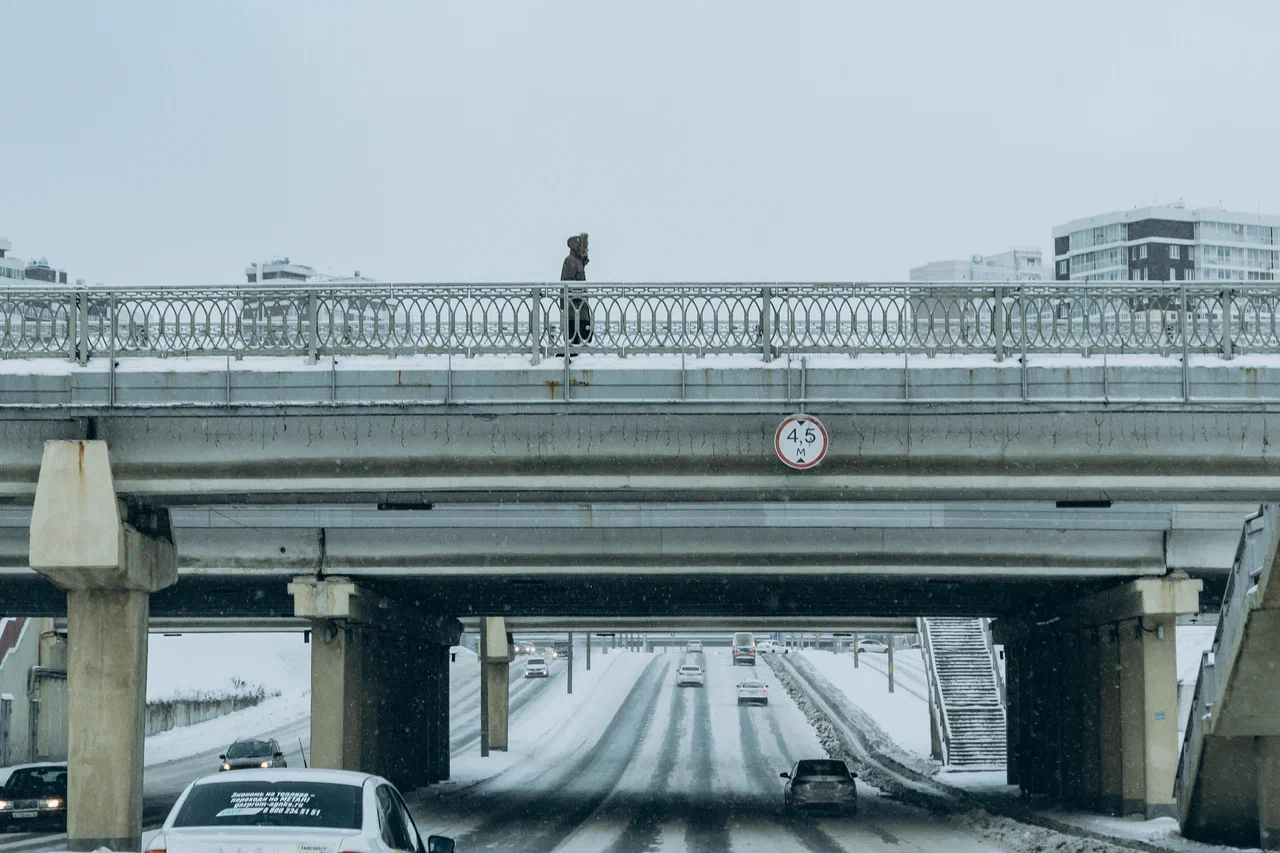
top-left (7, 408), bottom-right (1280, 505)
top-left (993, 576), bottom-right (1202, 644)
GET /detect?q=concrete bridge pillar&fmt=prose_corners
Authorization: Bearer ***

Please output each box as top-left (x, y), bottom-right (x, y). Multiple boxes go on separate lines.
top-left (1098, 624), bottom-right (1124, 813)
top-left (28, 441), bottom-right (176, 852)
top-left (290, 577), bottom-right (460, 786)
top-left (479, 617), bottom-right (512, 755)
top-left (995, 577), bottom-right (1199, 818)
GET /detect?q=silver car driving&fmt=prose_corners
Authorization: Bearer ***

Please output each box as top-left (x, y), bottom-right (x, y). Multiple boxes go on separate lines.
top-left (781, 758), bottom-right (859, 815)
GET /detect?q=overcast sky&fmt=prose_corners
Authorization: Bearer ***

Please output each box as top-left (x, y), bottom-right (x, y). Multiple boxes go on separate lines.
top-left (3, 1), bottom-right (1278, 286)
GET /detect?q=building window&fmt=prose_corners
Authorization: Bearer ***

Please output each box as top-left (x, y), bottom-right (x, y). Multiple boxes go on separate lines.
top-left (1169, 245), bottom-right (1180, 259)
top-left (1187, 246), bottom-right (1195, 261)
top-left (1131, 246), bottom-right (1138, 260)
top-left (1139, 245), bottom-right (1148, 260)
top-left (1131, 270), bottom-right (1139, 281)
top-left (1058, 260), bottom-right (1067, 275)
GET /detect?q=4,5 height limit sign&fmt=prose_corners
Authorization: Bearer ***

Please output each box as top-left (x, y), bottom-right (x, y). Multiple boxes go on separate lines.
top-left (774, 414), bottom-right (829, 470)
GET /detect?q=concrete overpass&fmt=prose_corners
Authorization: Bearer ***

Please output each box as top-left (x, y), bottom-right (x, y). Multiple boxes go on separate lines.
top-left (5, 280), bottom-right (1280, 848)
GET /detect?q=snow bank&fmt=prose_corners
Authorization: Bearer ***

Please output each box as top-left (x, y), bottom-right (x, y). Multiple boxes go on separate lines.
top-left (144, 691), bottom-right (309, 766)
top-left (798, 649), bottom-right (934, 762)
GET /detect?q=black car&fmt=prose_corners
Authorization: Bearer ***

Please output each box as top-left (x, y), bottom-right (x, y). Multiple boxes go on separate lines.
top-left (219, 738), bottom-right (287, 772)
top-left (0, 763), bottom-right (68, 831)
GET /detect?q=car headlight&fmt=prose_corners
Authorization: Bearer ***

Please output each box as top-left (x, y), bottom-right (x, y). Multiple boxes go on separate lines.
top-left (260, 761), bottom-right (271, 768)
top-left (45, 799), bottom-right (62, 809)
top-left (0, 800), bottom-right (8, 810)
top-left (222, 763), bottom-right (231, 770)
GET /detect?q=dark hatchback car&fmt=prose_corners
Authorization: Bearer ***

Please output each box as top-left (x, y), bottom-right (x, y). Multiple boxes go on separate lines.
top-left (0, 763), bottom-right (68, 831)
top-left (219, 738), bottom-right (287, 772)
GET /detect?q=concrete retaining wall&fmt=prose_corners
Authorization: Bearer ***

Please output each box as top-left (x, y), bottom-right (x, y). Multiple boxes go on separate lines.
top-left (144, 692), bottom-right (271, 737)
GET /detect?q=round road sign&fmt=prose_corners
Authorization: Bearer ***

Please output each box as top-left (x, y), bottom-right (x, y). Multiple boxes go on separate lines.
top-left (774, 414), bottom-right (829, 470)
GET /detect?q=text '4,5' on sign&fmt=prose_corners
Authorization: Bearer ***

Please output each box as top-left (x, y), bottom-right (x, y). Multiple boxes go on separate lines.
top-left (774, 414), bottom-right (829, 470)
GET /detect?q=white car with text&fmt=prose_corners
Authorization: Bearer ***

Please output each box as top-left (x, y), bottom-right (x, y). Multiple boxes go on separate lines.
top-left (150, 769), bottom-right (455, 853)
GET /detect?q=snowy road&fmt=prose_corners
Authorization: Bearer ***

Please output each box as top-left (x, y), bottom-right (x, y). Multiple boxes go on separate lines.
top-left (409, 652), bottom-right (1002, 853)
top-left (0, 654), bottom-right (555, 853)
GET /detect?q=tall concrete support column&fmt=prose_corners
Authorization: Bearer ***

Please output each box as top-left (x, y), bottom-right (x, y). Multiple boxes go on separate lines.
top-left (994, 577), bottom-right (1199, 816)
top-left (290, 577), bottom-right (461, 786)
top-left (1098, 624), bottom-right (1124, 814)
top-left (1260, 738), bottom-right (1280, 850)
top-left (1078, 627), bottom-right (1102, 809)
top-left (1060, 631), bottom-right (1083, 803)
top-left (28, 441), bottom-right (176, 852)
top-left (479, 617), bottom-right (511, 755)
top-left (308, 620), bottom-right (367, 770)
top-left (1117, 615), bottom-right (1179, 819)
top-left (1004, 641), bottom-right (1020, 785)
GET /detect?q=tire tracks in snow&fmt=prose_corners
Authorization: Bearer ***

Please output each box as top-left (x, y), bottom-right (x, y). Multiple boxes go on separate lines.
top-left (600, 668), bottom-right (691, 853)
top-left (737, 703), bottom-right (846, 853)
top-left (685, 658), bottom-right (731, 853)
top-left (449, 656), bottom-right (669, 853)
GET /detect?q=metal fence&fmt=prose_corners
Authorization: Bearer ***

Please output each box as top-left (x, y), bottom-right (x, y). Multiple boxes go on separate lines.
top-left (3, 282), bottom-right (1279, 363)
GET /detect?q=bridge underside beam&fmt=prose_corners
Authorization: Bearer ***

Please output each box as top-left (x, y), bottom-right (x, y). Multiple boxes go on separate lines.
top-left (2, 572), bottom-right (1126, 620)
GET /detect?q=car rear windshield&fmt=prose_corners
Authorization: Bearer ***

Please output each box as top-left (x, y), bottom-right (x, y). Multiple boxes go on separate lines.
top-left (679, 666), bottom-right (701, 673)
top-left (172, 781), bottom-right (363, 829)
top-left (741, 680), bottom-right (764, 688)
top-left (3, 767), bottom-right (67, 798)
top-left (796, 760), bottom-right (849, 778)
top-left (528, 658), bottom-right (545, 665)
top-left (733, 632), bottom-right (754, 647)
top-left (226, 740), bottom-right (272, 759)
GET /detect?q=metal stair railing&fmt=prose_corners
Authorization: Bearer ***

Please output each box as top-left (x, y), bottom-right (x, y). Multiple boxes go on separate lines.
top-left (918, 617), bottom-right (953, 765)
top-left (980, 617), bottom-right (1006, 708)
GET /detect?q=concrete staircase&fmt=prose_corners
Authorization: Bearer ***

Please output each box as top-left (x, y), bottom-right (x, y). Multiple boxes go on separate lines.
top-left (921, 617), bottom-right (1006, 768)
top-left (1176, 505), bottom-right (1280, 849)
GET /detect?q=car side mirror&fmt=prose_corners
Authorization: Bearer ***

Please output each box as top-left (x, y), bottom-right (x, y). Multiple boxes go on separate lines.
top-left (273, 752), bottom-right (284, 759)
top-left (218, 754), bottom-right (227, 761)
top-left (426, 836), bottom-right (455, 853)
top-left (779, 772), bottom-right (790, 779)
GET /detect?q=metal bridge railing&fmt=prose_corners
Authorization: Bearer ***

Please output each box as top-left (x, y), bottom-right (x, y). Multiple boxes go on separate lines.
top-left (3, 282), bottom-right (1279, 363)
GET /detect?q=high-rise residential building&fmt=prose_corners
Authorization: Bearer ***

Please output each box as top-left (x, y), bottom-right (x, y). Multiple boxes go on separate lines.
top-left (909, 247), bottom-right (1046, 282)
top-left (1053, 204), bottom-right (1280, 283)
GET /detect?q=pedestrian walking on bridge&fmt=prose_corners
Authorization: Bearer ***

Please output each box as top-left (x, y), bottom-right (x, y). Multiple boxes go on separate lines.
top-left (560, 233), bottom-right (593, 356)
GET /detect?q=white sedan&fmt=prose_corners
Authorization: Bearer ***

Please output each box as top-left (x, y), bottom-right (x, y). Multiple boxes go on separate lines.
top-left (676, 665), bottom-right (705, 686)
top-left (151, 769), bottom-right (456, 853)
top-left (855, 639), bottom-right (889, 654)
top-left (737, 679), bottom-right (769, 705)
top-left (524, 657), bottom-right (550, 678)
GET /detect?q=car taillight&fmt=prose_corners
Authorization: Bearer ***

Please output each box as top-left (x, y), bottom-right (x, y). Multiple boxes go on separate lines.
top-left (147, 847), bottom-right (166, 853)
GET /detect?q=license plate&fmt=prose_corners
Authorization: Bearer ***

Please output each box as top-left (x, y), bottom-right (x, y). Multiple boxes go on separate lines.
top-left (13, 811), bottom-right (38, 819)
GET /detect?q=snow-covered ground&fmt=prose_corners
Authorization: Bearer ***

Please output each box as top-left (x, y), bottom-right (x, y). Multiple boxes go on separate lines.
top-left (795, 649), bottom-right (934, 763)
